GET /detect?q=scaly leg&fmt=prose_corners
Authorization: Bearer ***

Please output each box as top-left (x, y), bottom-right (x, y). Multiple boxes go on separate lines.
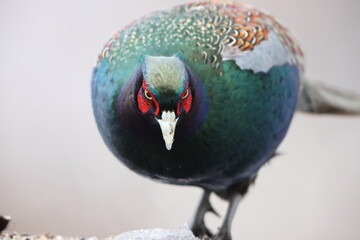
top-left (190, 189), bottom-right (219, 238)
top-left (213, 193), bottom-right (242, 240)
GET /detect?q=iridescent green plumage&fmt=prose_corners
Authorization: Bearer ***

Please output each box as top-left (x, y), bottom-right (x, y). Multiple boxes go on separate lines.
top-left (92, 1), bottom-right (360, 239)
top-left (92, 1), bottom-right (303, 240)
top-left (143, 55), bottom-right (187, 100)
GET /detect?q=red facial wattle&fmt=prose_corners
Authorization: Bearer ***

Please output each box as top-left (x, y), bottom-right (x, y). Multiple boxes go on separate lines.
top-left (137, 80), bottom-right (192, 116)
top-left (137, 80), bottom-right (160, 116)
top-left (177, 87), bottom-right (192, 115)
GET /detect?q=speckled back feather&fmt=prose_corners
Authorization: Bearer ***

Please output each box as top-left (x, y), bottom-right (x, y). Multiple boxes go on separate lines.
top-left (97, 0), bottom-right (304, 74)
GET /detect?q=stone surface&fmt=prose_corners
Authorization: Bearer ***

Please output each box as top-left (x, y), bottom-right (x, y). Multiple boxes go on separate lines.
top-left (101, 225), bottom-right (199, 240)
top-left (0, 225), bottom-right (199, 240)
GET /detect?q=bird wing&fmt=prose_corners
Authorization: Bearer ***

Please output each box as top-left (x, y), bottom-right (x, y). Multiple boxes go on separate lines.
top-left (297, 79), bottom-right (360, 114)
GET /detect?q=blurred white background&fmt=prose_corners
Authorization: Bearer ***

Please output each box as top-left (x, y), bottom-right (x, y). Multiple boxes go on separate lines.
top-left (0, 0), bottom-right (359, 239)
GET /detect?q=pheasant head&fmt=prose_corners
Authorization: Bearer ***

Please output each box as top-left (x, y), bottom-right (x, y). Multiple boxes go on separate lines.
top-left (116, 55), bottom-right (208, 150)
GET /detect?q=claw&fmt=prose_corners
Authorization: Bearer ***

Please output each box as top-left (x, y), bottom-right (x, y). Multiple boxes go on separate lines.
top-left (213, 193), bottom-right (242, 240)
top-left (190, 190), bottom-right (217, 238)
top-left (191, 221), bottom-right (213, 238)
top-left (208, 204), bottom-right (220, 217)
top-left (213, 230), bottom-right (232, 240)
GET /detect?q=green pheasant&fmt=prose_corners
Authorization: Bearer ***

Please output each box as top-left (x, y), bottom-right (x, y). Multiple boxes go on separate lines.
top-left (91, 1), bottom-right (360, 239)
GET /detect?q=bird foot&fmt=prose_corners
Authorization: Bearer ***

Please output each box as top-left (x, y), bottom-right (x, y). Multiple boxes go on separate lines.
top-left (212, 230), bottom-right (232, 240)
top-left (191, 221), bottom-right (213, 239)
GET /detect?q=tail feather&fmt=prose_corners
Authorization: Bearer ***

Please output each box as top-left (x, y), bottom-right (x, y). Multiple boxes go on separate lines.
top-left (297, 79), bottom-right (360, 115)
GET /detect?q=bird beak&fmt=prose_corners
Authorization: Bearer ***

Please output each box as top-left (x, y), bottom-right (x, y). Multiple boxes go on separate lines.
top-left (155, 111), bottom-right (179, 150)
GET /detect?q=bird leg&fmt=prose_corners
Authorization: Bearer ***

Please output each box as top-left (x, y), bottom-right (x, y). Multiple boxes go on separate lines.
top-left (190, 189), bottom-right (219, 238)
top-left (213, 193), bottom-right (242, 240)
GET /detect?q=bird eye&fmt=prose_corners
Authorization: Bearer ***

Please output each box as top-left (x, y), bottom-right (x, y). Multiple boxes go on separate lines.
top-left (144, 89), bottom-right (153, 100)
top-left (181, 89), bottom-right (189, 99)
